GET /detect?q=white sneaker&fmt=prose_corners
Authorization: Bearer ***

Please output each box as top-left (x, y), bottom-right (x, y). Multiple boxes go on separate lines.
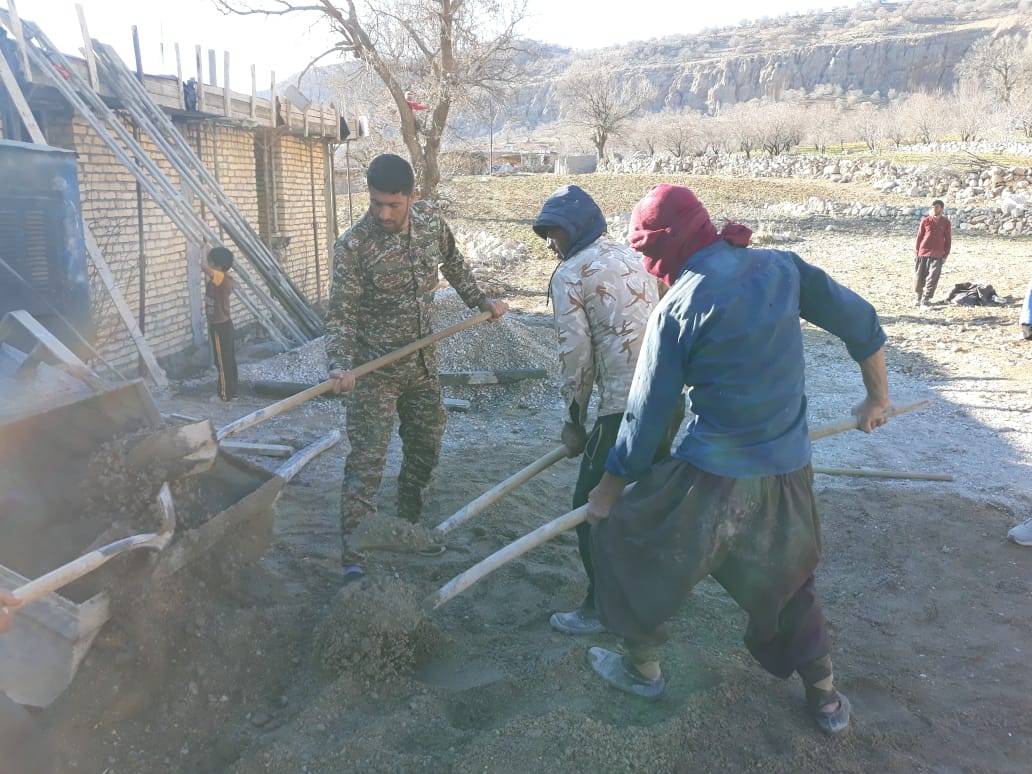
top-left (1007, 518), bottom-right (1032, 546)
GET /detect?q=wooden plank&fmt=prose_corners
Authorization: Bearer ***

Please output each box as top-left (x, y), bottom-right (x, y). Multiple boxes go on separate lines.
top-left (438, 369), bottom-right (548, 386)
top-left (812, 467), bottom-right (953, 482)
top-left (0, 311), bottom-right (107, 391)
top-left (274, 431), bottom-right (341, 482)
top-left (220, 441), bottom-right (295, 459)
top-left (82, 227), bottom-right (168, 388)
top-left (269, 71), bottom-right (276, 127)
top-left (74, 4), bottom-right (99, 91)
top-left (6, 0), bottom-right (31, 82)
top-left (195, 45), bottom-right (204, 111)
top-left (185, 240), bottom-right (206, 348)
top-left (223, 51), bottom-right (230, 117)
top-left (0, 47), bottom-right (40, 140)
top-left (174, 43), bottom-right (184, 109)
top-left (208, 48), bottom-right (217, 87)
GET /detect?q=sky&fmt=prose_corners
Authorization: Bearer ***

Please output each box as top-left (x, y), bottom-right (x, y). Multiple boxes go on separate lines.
top-left (18, 0), bottom-right (843, 92)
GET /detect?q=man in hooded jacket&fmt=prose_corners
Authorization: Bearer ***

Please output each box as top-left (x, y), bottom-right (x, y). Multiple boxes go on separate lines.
top-left (533, 185), bottom-right (673, 634)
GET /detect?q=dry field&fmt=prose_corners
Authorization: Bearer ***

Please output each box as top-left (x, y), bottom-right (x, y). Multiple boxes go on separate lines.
top-left (39, 172), bottom-right (1032, 773)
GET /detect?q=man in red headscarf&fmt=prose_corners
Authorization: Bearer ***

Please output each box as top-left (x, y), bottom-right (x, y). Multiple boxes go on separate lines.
top-left (582, 184), bottom-right (891, 734)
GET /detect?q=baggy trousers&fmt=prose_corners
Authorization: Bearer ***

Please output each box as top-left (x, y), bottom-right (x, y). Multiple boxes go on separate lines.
top-left (914, 256), bottom-right (944, 303)
top-left (340, 352), bottom-right (446, 557)
top-left (591, 457), bottom-right (830, 679)
top-left (573, 399), bottom-right (686, 610)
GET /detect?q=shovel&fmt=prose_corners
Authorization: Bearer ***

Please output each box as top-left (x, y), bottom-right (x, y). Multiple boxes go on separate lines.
top-left (127, 419), bottom-right (218, 479)
top-left (217, 311), bottom-right (493, 440)
top-left (432, 399), bottom-right (930, 609)
top-left (8, 483), bottom-right (176, 610)
top-left (434, 444), bottom-right (569, 535)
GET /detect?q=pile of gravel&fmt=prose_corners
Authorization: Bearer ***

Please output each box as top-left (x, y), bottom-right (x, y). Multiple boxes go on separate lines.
top-left (237, 289), bottom-right (560, 412)
top-left (313, 576), bottom-right (441, 682)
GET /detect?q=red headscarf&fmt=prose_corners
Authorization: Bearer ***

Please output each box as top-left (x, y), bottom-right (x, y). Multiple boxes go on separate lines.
top-left (629, 184), bottom-right (752, 286)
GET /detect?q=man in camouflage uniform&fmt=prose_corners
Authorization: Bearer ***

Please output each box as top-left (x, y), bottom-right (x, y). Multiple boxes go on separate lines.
top-left (534, 184), bottom-right (681, 634)
top-left (326, 154), bottom-right (507, 577)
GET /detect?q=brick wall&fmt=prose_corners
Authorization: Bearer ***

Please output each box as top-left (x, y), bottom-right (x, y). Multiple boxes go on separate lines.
top-left (37, 110), bottom-right (332, 372)
top-left (271, 135), bottom-right (332, 306)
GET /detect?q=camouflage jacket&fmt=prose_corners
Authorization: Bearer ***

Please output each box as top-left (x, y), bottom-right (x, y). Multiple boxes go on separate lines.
top-left (550, 236), bottom-right (659, 426)
top-left (325, 200), bottom-right (487, 373)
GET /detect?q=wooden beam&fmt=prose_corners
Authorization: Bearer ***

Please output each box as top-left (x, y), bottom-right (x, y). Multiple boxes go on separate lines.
top-left (0, 46), bottom-right (40, 140)
top-left (220, 441), bottom-right (295, 458)
top-left (174, 43), bottom-right (184, 109)
top-left (185, 239), bottom-right (206, 348)
top-left (223, 51), bottom-right (230, 117)
top-left (195, 45), bottom-right (204, 111)
top-left (74, 4), bottom-right (99, 91)
top-left (83, 227), bottom-right (168, 387)
top-left (269, 70), bottom-right (277, 127)
top-left (0, 310), bottom-right (107, 391)
top-left (812, 467), bottom-right (953, 482)
top-left (6, 0), bottom-right (31, 83)
top-left (208, 48), bottom-right (217, 87)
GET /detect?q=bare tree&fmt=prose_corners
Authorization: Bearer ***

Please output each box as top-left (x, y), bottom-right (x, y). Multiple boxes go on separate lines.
top-left (900, 91), bottom-right (948, 145)
top-left (557, 56), bottom-right (654, 165)
top-left (717, 102), bottom-right (762, 159)
top-left (657, 111), bottom-right (707, 160)
top-left (956, 32), bottom-right (1032, 105)
top-left (805, 103), bottom-right (841, 155)
top-left (847, 104), bottom-right (886, 152)
top-left (214, 0), bottom-right (528, 199)
top-left (1005, 80), bottom-right (1032, 138)
top-left (754, 101), bottom-right (806, 156)
top-left (949, 80), bottom-right (998, 142)
top-left (629, 113), bottom-right (663, 156)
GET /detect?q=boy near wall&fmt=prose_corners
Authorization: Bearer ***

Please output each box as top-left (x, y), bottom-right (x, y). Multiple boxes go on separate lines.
top-left (202, 246), bottom-right (238, 401)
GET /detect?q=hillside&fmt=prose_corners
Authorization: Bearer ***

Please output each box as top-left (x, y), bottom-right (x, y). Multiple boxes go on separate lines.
top-left (279, 0), bottom-right (1031, 138)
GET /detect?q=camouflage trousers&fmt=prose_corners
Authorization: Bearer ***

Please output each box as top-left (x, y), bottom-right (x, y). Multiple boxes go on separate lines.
top-left (340, 352), bottom-right (446, 559)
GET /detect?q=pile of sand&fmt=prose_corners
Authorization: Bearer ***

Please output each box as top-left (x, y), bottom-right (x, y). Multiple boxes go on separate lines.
top-left (313, 576), bottom-right (441, 683)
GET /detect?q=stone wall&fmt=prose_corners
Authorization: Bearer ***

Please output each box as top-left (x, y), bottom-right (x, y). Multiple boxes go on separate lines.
top-left (609, 146), bottom-right (1032, 236)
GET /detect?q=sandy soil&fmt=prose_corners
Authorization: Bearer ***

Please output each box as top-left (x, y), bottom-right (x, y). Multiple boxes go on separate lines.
top-left (32, 211), bottom-right (1032, 773)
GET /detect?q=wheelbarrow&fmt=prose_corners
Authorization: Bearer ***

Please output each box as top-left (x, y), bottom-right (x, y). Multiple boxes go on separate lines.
top-left (0, 378), bottom-right (339, 707)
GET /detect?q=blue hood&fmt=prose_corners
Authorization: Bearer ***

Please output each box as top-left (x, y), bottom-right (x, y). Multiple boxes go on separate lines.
top-left (533, 185), bottom-right (606, 259)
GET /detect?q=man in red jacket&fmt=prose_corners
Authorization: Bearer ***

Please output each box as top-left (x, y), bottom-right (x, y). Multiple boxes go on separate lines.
top-left (914, 199), bottom-right (951, 310)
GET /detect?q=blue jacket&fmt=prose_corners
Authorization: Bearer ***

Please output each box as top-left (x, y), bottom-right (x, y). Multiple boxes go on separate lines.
top-left (1021, 279), bottom-right (1032, 326)
top-left (607, 242), bottom-right (887, 480)
top-left (533, 185), bottom-right (607, 259)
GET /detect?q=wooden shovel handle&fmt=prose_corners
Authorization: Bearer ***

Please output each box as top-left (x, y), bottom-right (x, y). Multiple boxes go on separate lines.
top-left (433, 506), bottom-right (588, 609)
top-left (434, 444), bottom-right (569, 535)
top-left (13, 534), bottom-right (163, 607)
top-left (807, 399), bottom-right (928, 441)
top-left (11, 483), bottom-right (176, 609)
top-left (433, 400), bottom-right (932, 609)
top-left (217, 311), bottom-right (493, 440)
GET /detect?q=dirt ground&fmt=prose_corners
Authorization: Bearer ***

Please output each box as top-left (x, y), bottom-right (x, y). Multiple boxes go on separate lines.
top-left (32, 196), bottom-right (1032, 773)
